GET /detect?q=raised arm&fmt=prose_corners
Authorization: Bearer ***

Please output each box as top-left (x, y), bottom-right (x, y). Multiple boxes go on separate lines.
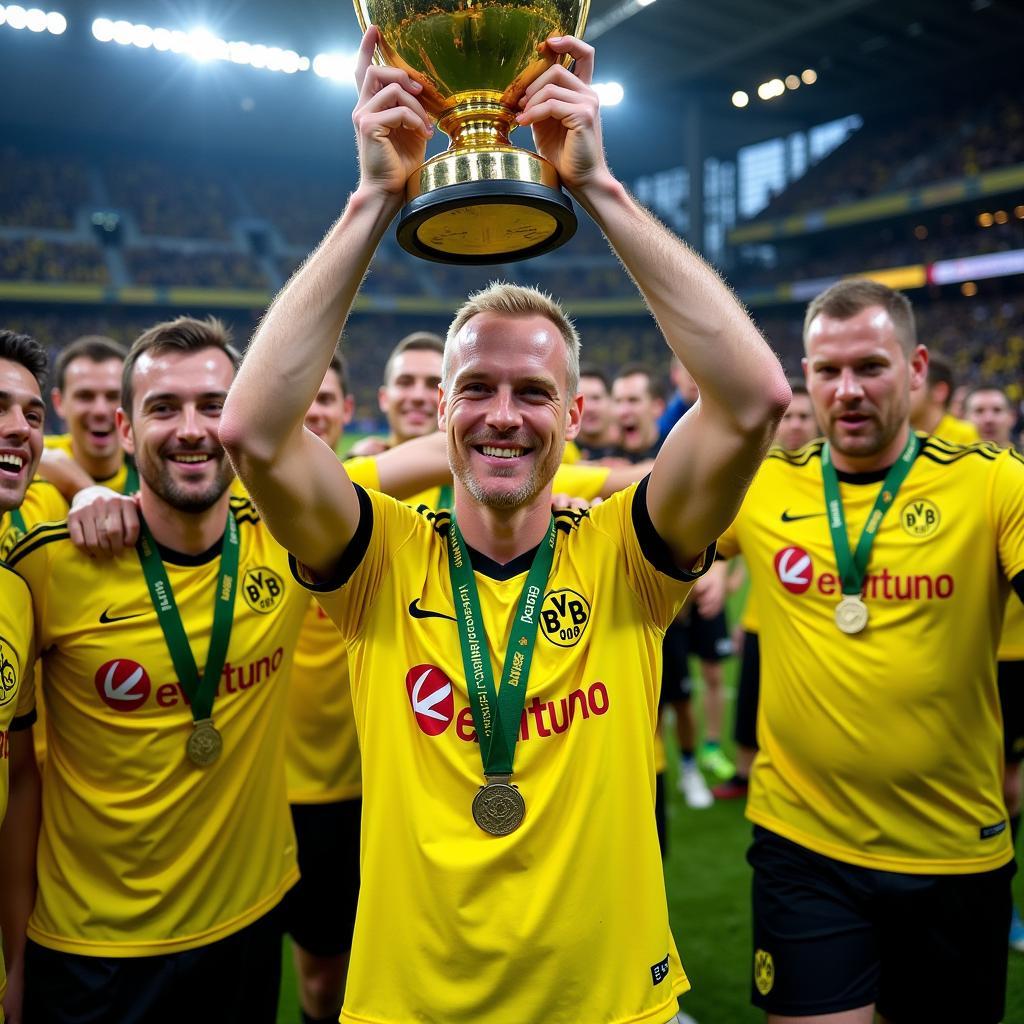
top-left (220, 27), bottom-right (433, 575)
top-left (520, 39), bottom-right (789, 567)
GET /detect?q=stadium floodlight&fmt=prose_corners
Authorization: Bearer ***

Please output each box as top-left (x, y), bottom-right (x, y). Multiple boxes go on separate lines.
top-left (637, 0), bottom-right (657, 6)
top-left (131, 23), bottom-right (153, 48)
top-left (593, 81), bottom-right (624, 106)
top-left (785, 74), bottom-right (800, 89)
top-left (4, 5), bottom-right (27, 29)
top-left (1015, 206), bottom-right (1024, 220)
top-left (91, 16), bottom-right (113, 40)
top-left (313, 52), bottom-right (358, 82)
top-left (801, 68), bottom-right (817, 84)
top-left (112, 19), bottom-right (133, 45)
top-left (45, 9), bottom-right (64, 33)
top-left (731, 90), bottom-right (749, 108)
top-left (26, 7), bottom-right (47, 31)
top-left (757, 78), bottom-right (785, 101)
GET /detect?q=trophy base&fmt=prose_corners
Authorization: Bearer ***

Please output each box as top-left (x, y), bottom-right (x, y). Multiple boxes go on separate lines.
top-left (396, 180), bottom-right (577, 265)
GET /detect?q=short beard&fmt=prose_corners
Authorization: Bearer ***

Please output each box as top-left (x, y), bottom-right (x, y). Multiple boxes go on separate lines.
top-left (449, 436), bottom-right (562, 510)
top-left (138, 453), bottom-right (234, 513)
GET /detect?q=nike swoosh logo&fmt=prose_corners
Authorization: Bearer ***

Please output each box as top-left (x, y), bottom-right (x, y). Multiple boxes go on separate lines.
top-left (780, 511), bottom-right (827, 523)
top-left (408, 599), bottom-right (456, 622)
top-left (99, 608), bottom-right (145, 624)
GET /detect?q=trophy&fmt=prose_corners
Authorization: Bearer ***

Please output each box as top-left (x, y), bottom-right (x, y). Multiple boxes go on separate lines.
top-left (354, 0), bottom-right (591, 264)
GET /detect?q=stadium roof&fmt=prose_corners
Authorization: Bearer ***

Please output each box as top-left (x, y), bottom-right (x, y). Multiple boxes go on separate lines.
top-left (4, 0), bottom-right (1022, 180)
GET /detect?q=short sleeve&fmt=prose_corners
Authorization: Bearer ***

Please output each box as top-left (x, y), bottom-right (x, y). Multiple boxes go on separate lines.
top-left (586, 477), bottom-right (714, 631)
top-left (551, 463), bottom-right (610, 501)
top-left (992, 448), bottom-right (1024, 583)
top-left (344, 455), bottom-right (382, 492)
top-left (716, 516), bottom-right (742, 560)
top-left (289, 485), bottom-right (422, 642)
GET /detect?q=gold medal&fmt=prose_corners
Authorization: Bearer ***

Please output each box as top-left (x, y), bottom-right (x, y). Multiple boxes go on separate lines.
top-left (186, 718), bottom-right (223, 767)
top-left (835, 595), bottom-right (869, 635)
top-left (472, 775), bottom-right (526, 836)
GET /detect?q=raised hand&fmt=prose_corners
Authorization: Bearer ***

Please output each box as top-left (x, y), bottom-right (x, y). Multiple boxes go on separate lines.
top-left (352, 27), bottom-right (434, 199)
top-left (516, 36), bottom-right (610, 192)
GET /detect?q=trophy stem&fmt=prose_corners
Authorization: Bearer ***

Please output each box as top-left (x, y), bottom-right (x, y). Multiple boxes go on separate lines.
top-left (437, 100), bottom-right (516, 151)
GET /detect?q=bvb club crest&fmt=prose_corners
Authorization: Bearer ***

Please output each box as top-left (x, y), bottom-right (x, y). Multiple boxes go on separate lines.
top-left (754, 949), bottom-right (775, 996)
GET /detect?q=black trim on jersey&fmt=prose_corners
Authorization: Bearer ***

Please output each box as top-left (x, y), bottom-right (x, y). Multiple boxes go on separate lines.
top-left (465, 540), bottom-right (542, 581)
top-left (919, 438), bottom-right (998, 465)
top-left (155, 535), bottom-right (224, 566)
top-left (1013, 571), bottom-right (1024, 607)
top-left (288, 483), bottom-right (374, 594)
top-left (766, 440), bottom-right (824, 467)
top-left (835, 466), bottom-right (891, 485)
top-left (6, 522), bottom-right (70, 567)
top-left (631, 476), bottom-right (715, 582)
top-left (10, 709), bottom-right (37, 732)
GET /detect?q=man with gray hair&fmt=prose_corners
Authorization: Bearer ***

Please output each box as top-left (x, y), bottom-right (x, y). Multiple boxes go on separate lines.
top-left (222, 28), bottom-right (788, 1024)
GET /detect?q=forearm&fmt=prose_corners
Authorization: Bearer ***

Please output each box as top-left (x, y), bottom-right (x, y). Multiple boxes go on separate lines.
top-left (222, 187), bottom-right (401, 464)
top-left (576, 177), bottom-right (788, 432)
top-left (35, 449), bottom-right (94, 501)
top-left (374, 432), bottom-right (452, 500)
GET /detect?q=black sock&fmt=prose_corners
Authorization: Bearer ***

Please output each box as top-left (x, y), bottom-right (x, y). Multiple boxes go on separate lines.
top-left (301, 1012), bottom-right (340, 1024)
top-left (680, 748), bottom-right (695, 765)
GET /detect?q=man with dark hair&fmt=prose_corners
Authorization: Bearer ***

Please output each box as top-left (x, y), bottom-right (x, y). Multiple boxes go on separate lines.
top-left (576, 363), bottom-right (620, 459)
top-left (221, 28), bottom-right (788, 1024)
top-left (10, 316), bottom-right (312, 1024)
top-left (0, 329), bottom-right (47, 1024)
top-left (719, 278), bottom-right (1024, 1023)
top-left (46, 335), bottom-right (131, 492)
top-left (613, 363), bottom-right (665, 458)
top-left (909, 350), bottom-right (979, 445)
top-left (965, 384), bottom-right (1024, 951)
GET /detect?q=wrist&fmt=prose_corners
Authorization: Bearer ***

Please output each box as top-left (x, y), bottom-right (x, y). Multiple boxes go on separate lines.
top-left (570, 171), bottom-right (628, 218)
top-left (348, 184), bottom-right (405, 225)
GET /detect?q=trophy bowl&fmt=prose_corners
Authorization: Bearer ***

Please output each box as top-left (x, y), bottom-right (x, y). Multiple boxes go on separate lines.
top-left (354, 0), bottom-right (590, 264)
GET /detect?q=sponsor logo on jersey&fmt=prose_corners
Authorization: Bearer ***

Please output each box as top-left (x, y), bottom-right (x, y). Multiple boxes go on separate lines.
top-left (539, 588), bottom-right (591, 648)
top-left (155, 649), bottom-right (285, 707)
top-left (754, 949), bottom-right (774, 996)
top-left (95, 659), bottom-right (152, 711)
top-left (242, 566), bottom-right (285, 614)
top-left (780, 510), bottom-right (826, 523)
top-left (901, 498), bottom-right (940, 538)
top-left (408, 599), bottom-right (456, 622)
top-left (406, 664), bottom-right (455, 736)
top-left (0, 633), bottom-right (20, 708)
top-left (650, 954), bottom-right (671, 986)
top-left (99, 607), bottom-right (144, 624)
top-left (774, 546), bottom-right (813, 594)
top-left (773, 548), bottom-right (955, 602)
top-left (454, 682), bottom-right (610, 745)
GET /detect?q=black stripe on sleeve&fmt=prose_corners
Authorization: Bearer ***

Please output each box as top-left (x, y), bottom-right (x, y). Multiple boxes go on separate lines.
top-left (631, 475), bottom-right (716, 582)
top-left (10, 709), bottom-right (37, 732)
top-left (1013, 571), bottom-right (1024, 607)
top-left (288, 483), bottom-right (374, 594)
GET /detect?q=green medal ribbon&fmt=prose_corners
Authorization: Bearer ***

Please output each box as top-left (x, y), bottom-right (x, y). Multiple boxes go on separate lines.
top-left (436, 484), bottom-right (453, 510)
top-left (123, 457), bottom-right (139, 496)
top-left (446, 516), bottom-right (556, 777)
top-left (9, 507), bottom-right (27, 535)
top-left (821, 430), bottom-right (920, 596)
top-left (136, 511), bottom-right (239, 724)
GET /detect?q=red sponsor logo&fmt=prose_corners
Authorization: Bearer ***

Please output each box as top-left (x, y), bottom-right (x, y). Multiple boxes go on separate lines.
top-left (774, 547), bottom-right (813, 594)
top-left (95, 659), bottom-right (151, 711)
top-left (406, 664), bottom-right (455, 736)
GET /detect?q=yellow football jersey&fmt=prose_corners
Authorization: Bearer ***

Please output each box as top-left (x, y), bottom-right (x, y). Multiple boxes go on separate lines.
top-left (718, 435), bottom-right (1024, 873)
top-left (0, 479), bottom-right (68, 561)
top-left (740, 576), bottom-right (759, 634)
top-left (294, 480), bottom-right (710, 1024)
top-left (44, 433), bottom-right (133, 494)
top-left (0, 564), bottom-right (35, 1013)
top-left (285, 456), bottom-right (380, 804)
top-left (933, 414), bottom-right (979, 446)
top-left (9, 497), bottom-right (308, 956)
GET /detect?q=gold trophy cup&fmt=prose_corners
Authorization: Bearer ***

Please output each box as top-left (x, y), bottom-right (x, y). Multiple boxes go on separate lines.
top-left (354, 0), bottom-right (590, 264)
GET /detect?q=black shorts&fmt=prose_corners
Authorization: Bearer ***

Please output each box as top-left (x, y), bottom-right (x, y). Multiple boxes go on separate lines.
top-left (687, 606), bottom-right (733, 662)
top-left (999, 660), bottom-right (1024, 763)
top-left (748, 826), bottom-right (1013, 1022)
top-left (661, 620), bottom-right (693, 704)
top-left (732, 631), bottom-right (760, 750)
top-left (282, 798), bottom-right (361, 956)
top-left (23, 906), bottom-right (284, 1024)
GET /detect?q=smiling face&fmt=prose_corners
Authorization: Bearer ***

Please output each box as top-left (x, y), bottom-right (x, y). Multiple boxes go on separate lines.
top-left (52, 356), bottom-right (124, 471)
top-left (118, 347), bottom-right (236, 514)
top-left (0, 358), bottom-right (45, 513)
top-left (379, 348), bottom-right (443, 445)
top-left (803, 305), bottom-right (927, 468)
top-left (440, 312), bottom-right (582, 510)
top-left (305, 366), bottom-right (353, 450)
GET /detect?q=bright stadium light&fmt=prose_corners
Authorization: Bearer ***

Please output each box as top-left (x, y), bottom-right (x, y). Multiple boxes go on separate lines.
top-left (801, 68), bottom-right (817, 84)
top-left (5, 6), bottom-right (27, 29)
top-left (731, 90), bottom-right (749, 108)
top-left (785, 74), bottom-right (800, 89)
top-left (757, 78), bottom-right (785, 101)
top-left (91, 16), bottom-right (113, 40)
top-left (313, 52), bottom-right (358, 82)
top-left (45, 9), bottom-right (64, 33)
top-left (593, 81), bottom-right (624, 106)
top-left (637, 0), bottom-right (657, 6)
top-left (112, 19), bottom-right (133, 45)
top-left (26, 7), bottom-right (47, 31)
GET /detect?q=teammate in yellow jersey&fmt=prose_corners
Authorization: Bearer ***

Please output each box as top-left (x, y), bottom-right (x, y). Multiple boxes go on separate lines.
top-left (713, 380), bottom-right (820, 801)
top-left (41, 335), bottom-right (135, 498)
top-left (221, 28), bottom-right (789, 1024)
top-left (965, 384), bottom-right (1024, 951)
top-left (909, 349), bottom-right (979, 445)
top-left (9, 317), bottom-right (314, 1024)
top-left (717, 279), bottom-right (1024, 1023)
top-left (0, 330), bottom-right (47, 1024)
top-left (575, 363), bottom-right (621, 459)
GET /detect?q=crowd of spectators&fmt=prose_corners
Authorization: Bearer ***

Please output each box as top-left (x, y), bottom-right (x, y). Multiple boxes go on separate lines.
top-left (0, 148), bottom-right (91, 230)
top-left (0, 238), bottom-right (109, 285)
top-left (242, 173), bottom-right (346, 248)
top-left (125, 247), bottom-right (270, 290)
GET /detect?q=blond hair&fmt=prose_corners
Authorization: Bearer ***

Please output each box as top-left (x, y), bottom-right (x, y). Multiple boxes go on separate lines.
top-left (444, 282), bottom-right (581, 395)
